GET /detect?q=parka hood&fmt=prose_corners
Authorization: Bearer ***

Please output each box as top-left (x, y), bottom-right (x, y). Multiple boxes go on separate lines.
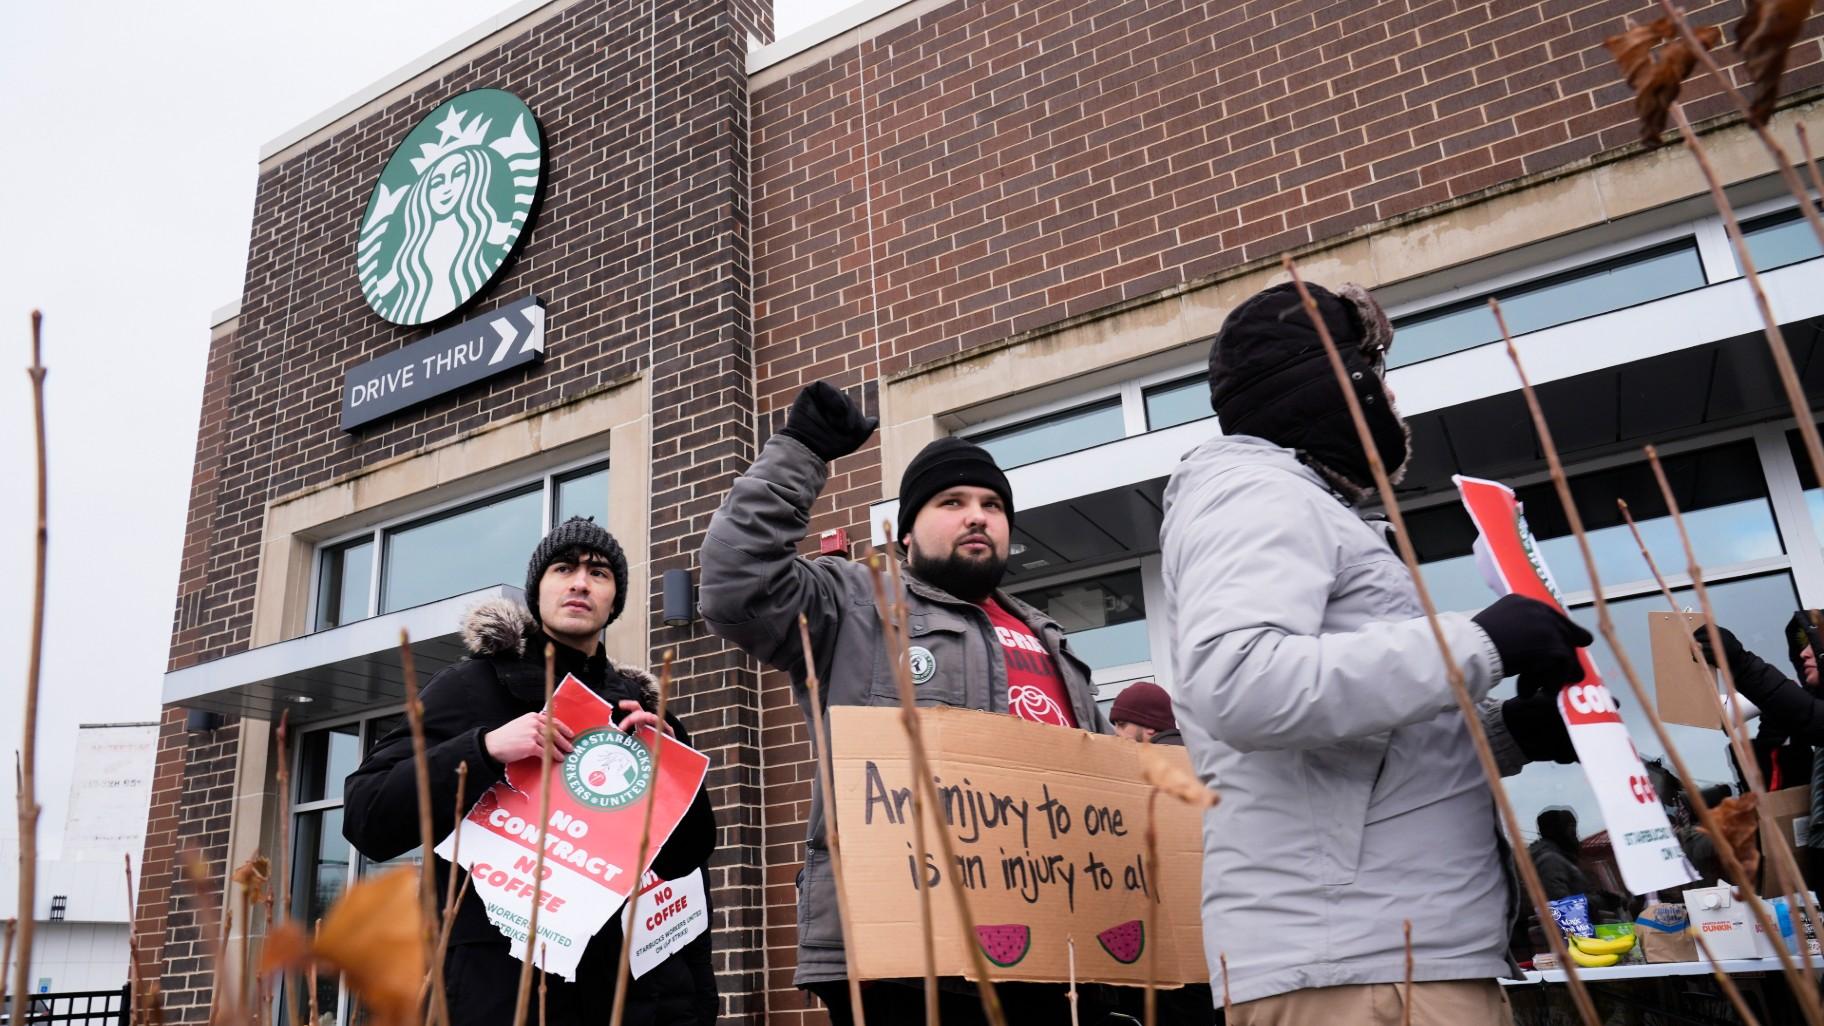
top-left (459, 597), bottom-right (659, 706)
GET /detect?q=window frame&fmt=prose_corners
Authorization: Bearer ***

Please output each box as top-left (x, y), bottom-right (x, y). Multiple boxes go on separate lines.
top-left (287, 707), bottom-right (407, 1026)
top-left (1383, 237), bottom-right (1710, 368)
top-left (308, 455), bottom-right (610, 633)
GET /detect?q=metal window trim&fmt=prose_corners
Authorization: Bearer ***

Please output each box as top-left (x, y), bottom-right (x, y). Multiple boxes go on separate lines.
top-left (311, 452), bottom-right (612, 627)
top-left (376, 482), bottom-right (544, 616)
top-left (961, 391), bottom-right (1127, 444)
top-left (1757, 423), bottom-right (1824, 608)
top-left (1381, 219), bottom-right (1708, 322)
top-left (1385, 237), bottom-right (1710, 365)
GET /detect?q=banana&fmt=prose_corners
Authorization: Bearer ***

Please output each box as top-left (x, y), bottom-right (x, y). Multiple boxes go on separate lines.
top-left (1565, 942), bottom-right (1621, 968)
top-left (1570, 933), bottom-right (1635, 956)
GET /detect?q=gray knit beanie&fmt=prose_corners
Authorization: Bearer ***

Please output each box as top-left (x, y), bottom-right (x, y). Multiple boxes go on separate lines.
top-left (524, 516), bottom-right (629, 626)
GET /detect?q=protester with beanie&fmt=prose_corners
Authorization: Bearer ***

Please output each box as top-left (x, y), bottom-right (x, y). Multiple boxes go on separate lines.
top-left (700, 381), bottom-right (1115, 1025)
top-left (343, 517), bottom-right (718, 1026)
top-left (1110, 681), bottom-right (1182, 745)
top-left (1160, 282), bottom-right (1592, 1026)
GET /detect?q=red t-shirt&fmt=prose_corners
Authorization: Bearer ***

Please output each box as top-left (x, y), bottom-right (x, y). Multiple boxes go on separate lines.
top-left (980, 598), bottom-right (1079, 728)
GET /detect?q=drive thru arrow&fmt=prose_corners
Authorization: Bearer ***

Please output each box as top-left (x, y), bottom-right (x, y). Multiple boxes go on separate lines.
top-left (488, 316), bottom-right (519, 365)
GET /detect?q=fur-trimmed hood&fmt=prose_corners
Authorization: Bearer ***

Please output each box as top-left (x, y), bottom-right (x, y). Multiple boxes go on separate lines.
top-left (459, 597), bottom-right (659, 707)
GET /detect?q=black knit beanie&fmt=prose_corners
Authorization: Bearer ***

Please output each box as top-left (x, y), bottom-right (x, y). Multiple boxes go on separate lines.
top-left (896, 437), bottom-right (1014, 544)
top-left (1206, 281), bottom-right (1408, 495)
top-left (524, 516), bottom-right (629, 626)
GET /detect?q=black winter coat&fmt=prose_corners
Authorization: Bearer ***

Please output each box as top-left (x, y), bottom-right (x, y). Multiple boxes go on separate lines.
top-left (343, 598), bottom-right (717, 1026)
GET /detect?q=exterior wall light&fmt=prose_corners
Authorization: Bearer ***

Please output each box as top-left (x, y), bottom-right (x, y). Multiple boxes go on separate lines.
top-left (663, 568), bottom-right (697, 628)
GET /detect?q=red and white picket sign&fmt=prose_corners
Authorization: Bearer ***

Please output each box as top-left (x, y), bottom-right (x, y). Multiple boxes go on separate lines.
top-left (1455, 475), bottom-right (1697, 894)
top-left (434, 674), bottom-right (710, 979)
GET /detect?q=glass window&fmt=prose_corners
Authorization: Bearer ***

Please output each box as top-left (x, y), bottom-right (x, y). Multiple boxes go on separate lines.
top-left (316, 538), bottom-right (374, 630)
top-left (554, 463), bottom-right (609, 527)
top-left (380, 487), bottom-right (543, 612)
top-left (1785, 428), bottom-right (1824, 544)
top-left (1013, 568), bottom-right (1150, 670)
top-left (1143, 377), bottom-right (1214, 431)
top-left (1388, 242), bottom-right (1706, 368)
top-left (297, 724), bottom-right (361, 805)
top-left (291, 806), bottom-right (349, 923)
top-left (1502, 573), bottom-right (1801, 845)
top-left (1744, 206), bottom-right (1823, 273)
top-left (972, 399), bottom-right (1125, 469)
top-left (1408, 440), bottom-right (1781, 605)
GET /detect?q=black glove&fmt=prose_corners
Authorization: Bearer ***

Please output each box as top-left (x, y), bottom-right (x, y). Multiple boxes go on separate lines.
top-left (779, 381), bottom-right (878, 463)
top-left (1501, 692), bottom-right (1579, 764)
top-left (1472, 594), bottom-right (1593, 686)
top-left (1693, 624), bottom-right (1747, 673)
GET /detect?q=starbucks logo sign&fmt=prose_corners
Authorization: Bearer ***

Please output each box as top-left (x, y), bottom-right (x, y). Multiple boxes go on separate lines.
top-left (357, 88), bottom-right (543, 326)
top-left (562, 729), bottom-right (654, 810)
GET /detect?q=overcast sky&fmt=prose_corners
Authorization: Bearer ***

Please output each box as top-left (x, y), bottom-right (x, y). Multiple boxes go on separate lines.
top-left (0, 0), bottom-right (844, 859)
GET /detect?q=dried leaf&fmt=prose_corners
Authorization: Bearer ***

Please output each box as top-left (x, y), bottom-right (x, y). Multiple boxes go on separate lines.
top-left (260, 866), bottom-right (424, 1026)
top-left (258, 922), bottom-right (311, 974)
top-left (1140, 746), bottom-right (1221, 809)
top-left (1697, 792), bottom-right (1761, 885)
top-left (1604, 19), bottom-right (1672, 85)
top-left (232, 855), bottom-right (271, 903)
top-left (1603, 18), bottom-right (1723, 145)
top-left (1739, 0), bottom-right (1816, 126)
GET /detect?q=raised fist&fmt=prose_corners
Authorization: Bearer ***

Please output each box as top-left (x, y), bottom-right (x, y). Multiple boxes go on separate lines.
top-left (780, 381), bottom-right (878, 462)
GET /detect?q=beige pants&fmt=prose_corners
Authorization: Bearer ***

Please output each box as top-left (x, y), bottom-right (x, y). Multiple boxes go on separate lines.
top-left (1230, 980), bottom-right (1514, 1026)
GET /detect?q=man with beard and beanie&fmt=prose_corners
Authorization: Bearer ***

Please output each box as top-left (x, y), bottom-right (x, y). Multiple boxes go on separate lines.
top-left (699, 381), bottom-right (1113, 1026)
top-left (1160, 281), bottom-right (1596, 1026)
top-left (343, 517), bottom-right (718, 1026)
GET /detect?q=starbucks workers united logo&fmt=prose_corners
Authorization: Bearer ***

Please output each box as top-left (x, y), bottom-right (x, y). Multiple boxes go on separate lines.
top-left (357, 89), bottom-right (543, 326)
top-left (563, 729), bottom-right (655, 810)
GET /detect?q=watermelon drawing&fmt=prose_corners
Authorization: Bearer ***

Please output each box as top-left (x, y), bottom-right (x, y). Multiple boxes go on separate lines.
top-left (1097, 919), bottom-right (1144, 964)
top-left (975, 924), bottom-right (1031, 967)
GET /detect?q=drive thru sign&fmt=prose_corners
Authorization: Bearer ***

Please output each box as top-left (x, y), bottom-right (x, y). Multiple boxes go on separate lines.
top-left (434, 674), bottom-right (710, 979)
top-left (1455, 475), bottom-right (1697, 894)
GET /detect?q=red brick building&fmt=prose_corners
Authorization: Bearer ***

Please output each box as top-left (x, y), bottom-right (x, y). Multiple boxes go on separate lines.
top-left (146, 0), bottom-right (1824, 1021)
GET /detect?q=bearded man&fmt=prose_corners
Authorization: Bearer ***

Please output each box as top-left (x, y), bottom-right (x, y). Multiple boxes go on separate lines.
top-left (700, 381), bottom-right (1110, 1025)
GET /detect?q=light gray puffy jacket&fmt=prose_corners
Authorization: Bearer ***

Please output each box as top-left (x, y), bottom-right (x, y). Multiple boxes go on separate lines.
top-left (1161, 434), bottom-right (1526, 1005)
top-left (699, 434), bottom-right (1110, 985)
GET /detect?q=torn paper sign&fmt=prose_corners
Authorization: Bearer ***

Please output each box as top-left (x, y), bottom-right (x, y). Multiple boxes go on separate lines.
top-left (433, 674), bottom-right (710, 979)
top-left (624, 868), bottom-right (710, 980)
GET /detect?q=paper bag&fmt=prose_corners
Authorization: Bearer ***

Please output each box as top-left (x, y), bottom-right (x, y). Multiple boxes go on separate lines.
top-left (1760, 786), bottom-right (1813, 895)
top-left (1651, 611), bottom-right (1719, 728)
top-left (1635, 902), bottom-right (1696, 962)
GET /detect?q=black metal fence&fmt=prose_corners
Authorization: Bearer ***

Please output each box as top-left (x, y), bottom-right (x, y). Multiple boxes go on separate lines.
top-left (0, 986), bottom-right (129, 1025)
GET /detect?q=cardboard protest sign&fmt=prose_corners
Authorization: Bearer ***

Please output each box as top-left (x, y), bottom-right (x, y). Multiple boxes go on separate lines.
top-left (433, 674), bottom-right (710, 979)
top-left (1455, 476), bottom-right (1697, 894)
top-left (829, 706), bottom-right (1208, 986)
top-left (1649, 611), bottom-right (1721, 728)
top-left (625, 868), bottom-right (710, 979)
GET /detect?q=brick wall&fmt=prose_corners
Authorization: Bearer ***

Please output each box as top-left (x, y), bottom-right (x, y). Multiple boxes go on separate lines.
top-left (746, 0), bottom-right (1824, 1019)
top-left (146, 0), bottom-right (774, 1019)
top-left (133, 717), bottom-right (240, 1022)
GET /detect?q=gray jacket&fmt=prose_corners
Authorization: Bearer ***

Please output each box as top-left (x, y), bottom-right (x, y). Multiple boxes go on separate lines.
top-left (1161, 434), bottom-right (1526, 1005)
top-left (700, 435), bottom-right (1110, 985)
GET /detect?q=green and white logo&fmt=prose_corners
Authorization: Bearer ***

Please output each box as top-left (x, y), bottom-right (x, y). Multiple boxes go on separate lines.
top-left (908, 646), bottom-right (936, 685)
top-left (357, 88), bottom-right (543, 326)
top-left (562, 729), bottom-right (654, 810)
